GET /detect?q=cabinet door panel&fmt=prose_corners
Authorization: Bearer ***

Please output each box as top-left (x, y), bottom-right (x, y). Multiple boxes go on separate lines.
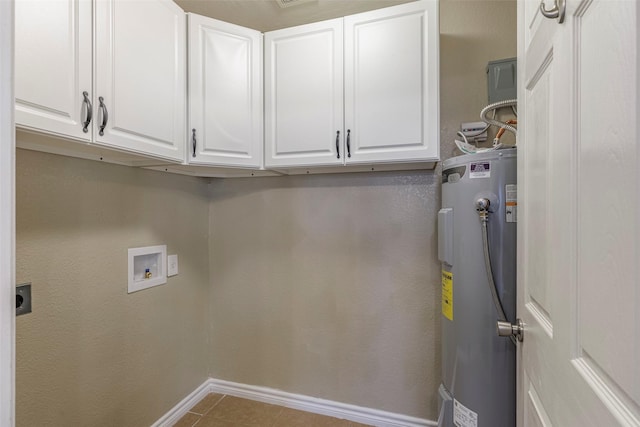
top-left (95, 0), bottom-right (186, 162)
top-left (15, 0), bottom-right (92, 141)
top-left (188, 14), bottom-right (262, 167)
top-left (344, 0), bottom-right (439, 164)
top-left (265, 19), bottom-right (344, 168)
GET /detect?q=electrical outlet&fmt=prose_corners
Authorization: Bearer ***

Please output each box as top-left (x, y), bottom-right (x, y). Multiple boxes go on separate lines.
top-left (168, 254), bottom-right (178, 277)
top-left (16, 283), bottom-right (32, 316)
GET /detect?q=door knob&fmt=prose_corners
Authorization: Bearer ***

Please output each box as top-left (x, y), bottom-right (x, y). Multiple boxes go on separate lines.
top-left (539, 0), bottom-right (565, 23)
top-left (497, 319), bottom-right (524, 342)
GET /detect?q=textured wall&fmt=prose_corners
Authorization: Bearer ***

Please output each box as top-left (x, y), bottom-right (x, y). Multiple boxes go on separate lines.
top-left (208, 172), bottom-right (441, 417)
top-left (15, 148), bottom-right (211, 427)
top-left (206, 0), bottom-right (516, 421)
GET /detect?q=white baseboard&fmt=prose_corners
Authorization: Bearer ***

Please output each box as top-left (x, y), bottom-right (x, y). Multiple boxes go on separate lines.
top-left (152, 377), bottom-right (437, 427)
top-left (150, 380), bottom-right (211, 427)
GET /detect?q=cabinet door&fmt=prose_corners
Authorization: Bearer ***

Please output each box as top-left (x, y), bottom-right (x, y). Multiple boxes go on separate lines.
top-left (94, 0), bottom-right (186, 162)
top-left (344, 0), bottom-right (439, 164)
top-left (265, 19), bottom-right (344, 168)
top-left (188, 14), bottom-right (263, 167)
top-left (15, 0), bottom-right (92, 141)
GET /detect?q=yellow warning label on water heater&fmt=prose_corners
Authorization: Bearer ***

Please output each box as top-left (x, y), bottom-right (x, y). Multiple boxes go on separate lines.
top-left (442, 270), bottom-right (453, 321)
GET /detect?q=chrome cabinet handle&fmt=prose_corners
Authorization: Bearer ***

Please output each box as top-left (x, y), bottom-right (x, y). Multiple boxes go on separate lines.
top-left (539, 0), bottom-right (565, 23)
top-left (346, 129), bottom-right (351, 158)
top-left (192, 129), bottom-right (197, 157)
top-left (98, 96), bottom-right (108, 136)
top-left (336, 130), bottom-right (340, 159)
top-left (82, 91), bottom-right (92, 133)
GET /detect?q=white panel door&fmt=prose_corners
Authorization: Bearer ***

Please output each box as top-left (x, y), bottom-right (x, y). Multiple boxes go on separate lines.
top-left (15, 0), bottom-right (92, 141)
top-left (344, 0), bottom-right (439, 164)
top-left (188, 14), bottom-right (262, 168)
top-left (94, 0), bottom-right (186, 162)
top-left (518, 0), bottom-right (640, 426)
top-left (264, 19), bottom-right (344, 168)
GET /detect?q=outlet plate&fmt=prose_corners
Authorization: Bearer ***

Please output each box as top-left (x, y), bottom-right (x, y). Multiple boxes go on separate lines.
top-left (168, 254), bottom-right (178, 277)
top-left (16, 283), bottom-right (32, 316)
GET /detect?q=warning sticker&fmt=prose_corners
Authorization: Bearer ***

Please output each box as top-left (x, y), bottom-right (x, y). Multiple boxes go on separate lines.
top-left (442, 270), bottom-right (453, 321)
top-left (469, 162), bottom-right (491, 179)
top-left (454, 399), bottom-right (478, 427)
top-left (505, 184), bottom-right (517, 223)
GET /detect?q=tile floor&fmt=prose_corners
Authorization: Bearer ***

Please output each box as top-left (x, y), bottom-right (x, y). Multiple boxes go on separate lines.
top-left (173, 393), bottom-right (373, 427)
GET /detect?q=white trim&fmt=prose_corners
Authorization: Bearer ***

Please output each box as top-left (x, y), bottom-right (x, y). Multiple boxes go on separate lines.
top-left (0, 0), bottom-right (16, 427)
top-left (0, 1), bottom-right (15, 426)
top-left (153, 378), bottom-right (437, 427)
top-left (150, 380), bottom-right (212, 427)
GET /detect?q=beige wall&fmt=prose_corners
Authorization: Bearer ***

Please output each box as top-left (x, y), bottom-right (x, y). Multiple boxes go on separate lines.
top-left (208, 172), bottom-right (441, 417)
top-left (15, 149), bottom-right (211, 427)
top-left (206, 0), bottom-right (516, 421)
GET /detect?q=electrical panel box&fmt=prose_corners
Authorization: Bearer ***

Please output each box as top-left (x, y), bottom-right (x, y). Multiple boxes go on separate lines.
top-left (487, 57), bottom-right (517, 104)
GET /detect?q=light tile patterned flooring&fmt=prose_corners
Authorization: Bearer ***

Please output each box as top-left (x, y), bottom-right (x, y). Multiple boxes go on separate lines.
top-left (173, 393), bottom-right (373, 427)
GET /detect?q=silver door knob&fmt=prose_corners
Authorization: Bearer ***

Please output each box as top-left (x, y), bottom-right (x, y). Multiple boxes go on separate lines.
top-left (497, 319), bottom-right (524, 342)
top-left (539, 0), bottom-right (565, 24)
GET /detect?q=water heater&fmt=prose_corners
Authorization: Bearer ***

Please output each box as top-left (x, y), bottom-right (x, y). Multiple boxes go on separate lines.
top-left (437, 148), bottom-right (517, 427)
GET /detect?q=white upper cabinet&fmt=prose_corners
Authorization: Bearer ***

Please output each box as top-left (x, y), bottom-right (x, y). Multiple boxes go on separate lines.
top-left (16, 0), bottom-right (439, 175)
top-left (264, 0), bottom-right (439, 169)
top-left (94, 0), bottom-right (186, 161)
top-left (188, 14), bottom-right (263, 167)
top-left (15, 0), bottom-right (92, 142)
top-left (15, 0), bottom-right (186, 162)
top-left (344, 0), bottom-right (439, 164)
top-left (264, 19), bottom-right (344, 168)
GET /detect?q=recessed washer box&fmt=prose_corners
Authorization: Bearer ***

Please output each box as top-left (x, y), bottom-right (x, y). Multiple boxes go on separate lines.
top-left (128, 245), bottom-right (167, 293)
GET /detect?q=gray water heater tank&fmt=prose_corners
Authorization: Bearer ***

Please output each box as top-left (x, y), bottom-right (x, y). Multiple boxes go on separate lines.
top-left (438, 148), bottom-right (517, 427)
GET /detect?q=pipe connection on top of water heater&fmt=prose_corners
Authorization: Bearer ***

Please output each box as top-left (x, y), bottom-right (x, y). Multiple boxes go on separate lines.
top-left (455, 99), bottom-right (518, 154)
top-left (480, 99), bottom-right (518, 136)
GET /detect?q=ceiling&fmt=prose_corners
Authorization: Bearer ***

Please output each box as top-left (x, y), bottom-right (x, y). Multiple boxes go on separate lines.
top-left (173, 0), bottom-right (416, 32)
